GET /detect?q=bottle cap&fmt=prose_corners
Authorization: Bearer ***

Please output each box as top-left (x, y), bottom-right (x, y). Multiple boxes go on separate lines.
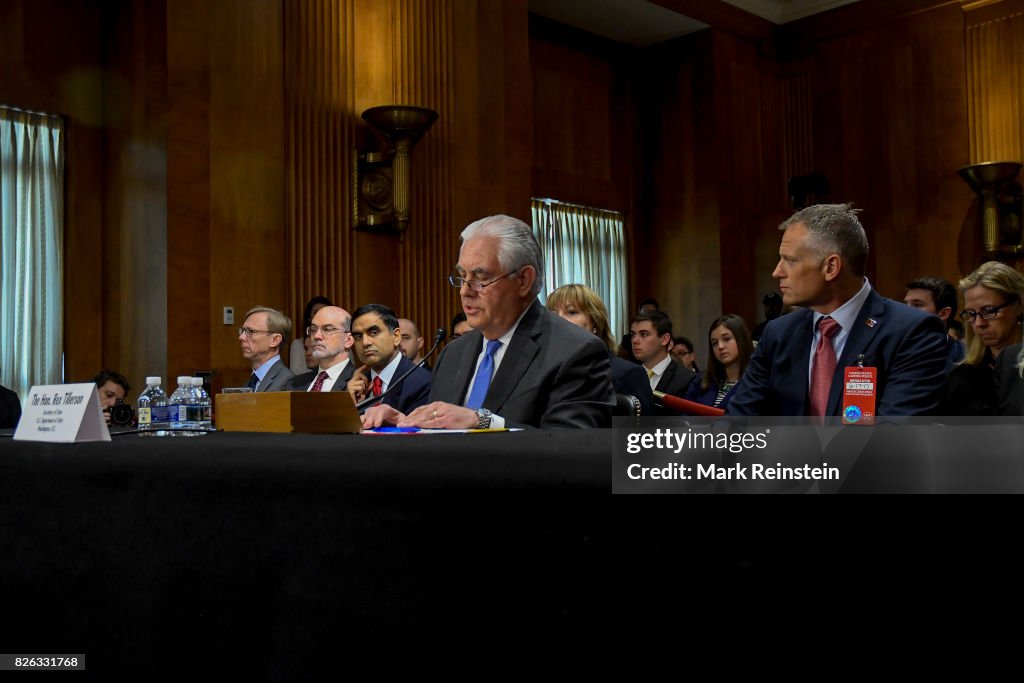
top-left (177, 376), bottom-right (190, 384)
top-left (146, 376), bottom-right (161, 385)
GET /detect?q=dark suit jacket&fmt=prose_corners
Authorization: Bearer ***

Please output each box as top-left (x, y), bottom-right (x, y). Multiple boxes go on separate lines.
top-left (0, 384), bottom-right (20, 429)
top-left (610, 355), bottom-right (656, 416)
top-left (727, 288), bottom-right (947, 417)
top-left (287, 360), bottom-right (355, 392)
top-left (996, 343), bottom-right (1024, 416)
top-left (684, 373), bottom-right (738, 411)
top-left (429, 300), bottom-right (614, 428)
top-left (256, 357), bottom-right (295, 392)
top-left (375, 355), bottom-right (431, 415)
top-left (654, 359), bottom-right (696, 397)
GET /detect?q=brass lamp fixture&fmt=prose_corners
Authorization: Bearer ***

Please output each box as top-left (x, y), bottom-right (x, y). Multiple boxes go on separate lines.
top-left (352, 105), bottom-right (438, 238)
top-left (958, 161), bottom-right (1023, 256)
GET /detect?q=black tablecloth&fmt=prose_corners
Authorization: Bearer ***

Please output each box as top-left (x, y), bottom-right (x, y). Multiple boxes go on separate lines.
top-left (0, 427), bottom-right (1017, 677)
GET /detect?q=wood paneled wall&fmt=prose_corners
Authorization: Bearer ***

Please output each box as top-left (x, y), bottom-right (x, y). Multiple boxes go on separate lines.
top-left (965, 0), bottom-right (1024, 164)
top-left (285, 0), bottom-right (459, 347)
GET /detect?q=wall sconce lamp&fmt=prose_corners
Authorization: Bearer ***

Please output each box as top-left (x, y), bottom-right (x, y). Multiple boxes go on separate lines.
top-left (958, 161), bottom-right (1023, 257)
top-left (352, 105), bottom-right (438, 238)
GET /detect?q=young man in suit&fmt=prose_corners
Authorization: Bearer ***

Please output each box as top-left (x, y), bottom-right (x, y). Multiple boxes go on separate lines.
top-left (347, 304), bottom-right (431, 415)
top-left (287, 306), bottom-right (355, 392)
top-left (360, 214), bottom-right (613, 429)
top-left (727, 203), bottom-right (947, 419)
top-left (238, 306), bottom-right (295, 392)
top-left (630, 310), bottom-right (696, 402)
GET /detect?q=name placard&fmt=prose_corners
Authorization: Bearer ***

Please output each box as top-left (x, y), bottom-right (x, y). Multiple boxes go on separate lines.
top-left (14, 383), bottom-right (111, 443)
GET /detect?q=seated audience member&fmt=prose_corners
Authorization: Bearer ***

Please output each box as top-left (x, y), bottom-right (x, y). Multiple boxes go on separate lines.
top-left (996, 343), bottom-right (1024, 415)
top-left (289, 295), bottom-right (332, 372)
top-left (238, 306), bottom-right (295, 391)
top-left (670, 336), bottom-right (698, 372)
top-left (630, 310), bottom-right (696, 410)
top-left (637, 298), bottom-right (659, 315)
top-left (948, 318), bottom-right (965, 342)
top-left (728, 204), bottom-right (947, 418)
top-left (450, 311), bottom-right (471, 340)
top-left (347, 304), bottom-right (431, 415)
top-left (287, 306), bottom-right (355, 392)
top-left (617, 334), bottom-right (638, 363)
top-left (685, 314), bottom-right (752, 411)
top-left (398, 318), bottom-right (425, 365)
top-left (361, 214), bottom-right (613, 429)
top-left (302, 336), bottom-right (316, 370)
top-left (940, 261), bottom-right (1024, 415)
top-left (94, 369), bottom-right (131, 425)
top-left (0, 384), bottom-right (21, 429)
top-left (904, 276), bottom-right (965, 371)
top-left (546, 284), bottom-right (656, 416)
top-left (750, 292), bottom-right (783, 342)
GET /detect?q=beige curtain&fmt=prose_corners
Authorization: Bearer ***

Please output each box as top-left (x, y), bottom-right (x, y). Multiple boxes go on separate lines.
top-left (0, 106), bottom-right (65, 399)
top-left (531, 199), bottom-right (627, 338)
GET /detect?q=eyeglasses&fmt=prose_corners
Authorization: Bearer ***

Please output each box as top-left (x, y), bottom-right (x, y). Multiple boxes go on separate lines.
top-left (306, 324), bottom-right (346, 337)
top-left (960, 300), bottom-right (1015, 322)
top-left (448, 268), bottom-right (521, 292)
top-left (238, 327), bottom-right (272, 338)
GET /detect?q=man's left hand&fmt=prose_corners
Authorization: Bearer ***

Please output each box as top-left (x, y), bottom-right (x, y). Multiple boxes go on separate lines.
top-left (399, 401), bottom-right (479, 429)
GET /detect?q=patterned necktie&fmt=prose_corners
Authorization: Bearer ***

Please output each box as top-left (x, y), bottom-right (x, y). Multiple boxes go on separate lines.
top-left (647, 368), bottom-right (655, 379)
top-left (309, 370), bottom-right (329, 393)
top-left (372, 376), bottom-right (384, 405)
top-left (809, 317), bottom-right (841, 418)
top-left (245, 373), bottom-right (259, 390)
top-left (466, 340), bottom-right (503, 410)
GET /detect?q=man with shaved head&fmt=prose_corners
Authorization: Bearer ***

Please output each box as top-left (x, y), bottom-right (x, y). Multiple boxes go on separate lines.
top-left (397, 318), bottom-right (425, 365)
top-left (287, 305), bottom-right (356, 392)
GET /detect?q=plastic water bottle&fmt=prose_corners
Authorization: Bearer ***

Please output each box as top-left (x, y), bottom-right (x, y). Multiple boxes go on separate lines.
top-left (191, 377), bottom-right (212, 431)
top-left (137, 377), bottom-right (170, 433)
top-left (168, 376), bottom-right (192, 431)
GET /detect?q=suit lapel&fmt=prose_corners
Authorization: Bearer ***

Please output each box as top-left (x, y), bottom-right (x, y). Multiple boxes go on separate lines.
top-left (655, 362), bottom-right (675, 394)
top-left (788, 311), bottom-right (814, 413)
top-left (827, 288), bottom-right (884, 416)
top-left (256, 359), bottom-right (281, 392)
top-left (485, 302), bottom-right (542, 412)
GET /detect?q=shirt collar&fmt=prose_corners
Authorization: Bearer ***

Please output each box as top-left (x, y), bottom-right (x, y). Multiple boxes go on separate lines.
top-left (479, 304), bottom-right (531, 354)
top-left (320, 356), bottom-right (350, 381)
top-left (371, 352), bottom-right (403, 387)
top-left (253, 354), bottom-right (280, 380)
top-left (812, 278), bottom-right (872, 332)
top-left (649, 353), bottom-right (673, 377)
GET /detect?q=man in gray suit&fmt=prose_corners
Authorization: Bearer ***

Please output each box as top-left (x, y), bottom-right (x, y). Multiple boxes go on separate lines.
top-left (238, 306), bottom-right (295, 392)
top-left (361, 214), bottom-right (613, 429)
top-left (287, 306), bottom-right (356, 392)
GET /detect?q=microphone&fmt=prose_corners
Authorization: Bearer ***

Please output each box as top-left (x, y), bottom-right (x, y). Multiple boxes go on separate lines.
top-left (354, 328), bottom-right (447, 413)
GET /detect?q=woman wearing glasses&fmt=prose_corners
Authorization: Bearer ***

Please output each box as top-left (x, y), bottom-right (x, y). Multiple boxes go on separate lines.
top-left (941, 261), bottom-right (1024, 415)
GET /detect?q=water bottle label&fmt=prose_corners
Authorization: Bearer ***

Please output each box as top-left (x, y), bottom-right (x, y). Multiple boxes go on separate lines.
top-left (177, 405), bottom-right (188, 421)
top-left (152, 405), bottom-right (170, 423)
top-left (138, 407), bottom-right (152, 425)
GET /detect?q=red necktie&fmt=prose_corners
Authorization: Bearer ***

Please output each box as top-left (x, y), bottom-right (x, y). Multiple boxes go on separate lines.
top-left (372, 376), bottom-right (383, 405)
top-left (309, 370), bottom-right (329, 392)
top-left (809, 317), bottom-right (841, 418)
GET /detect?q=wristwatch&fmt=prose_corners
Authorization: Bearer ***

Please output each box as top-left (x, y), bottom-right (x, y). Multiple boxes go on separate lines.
top-left (476, 408), bottom-right (493, 429)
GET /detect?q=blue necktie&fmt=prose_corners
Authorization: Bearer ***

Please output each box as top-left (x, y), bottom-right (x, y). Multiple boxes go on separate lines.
top-left (246, 373), bottom-right (259, 390)
top-left (466, 340), bottom-right (502, 409)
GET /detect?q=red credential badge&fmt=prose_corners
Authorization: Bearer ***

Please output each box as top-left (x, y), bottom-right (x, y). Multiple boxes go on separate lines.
top-left (842, 366), bottom-right (877, 425)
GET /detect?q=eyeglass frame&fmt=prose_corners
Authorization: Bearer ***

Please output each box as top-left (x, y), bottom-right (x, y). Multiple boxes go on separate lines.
top-left (306, 324), bottom-right (348, 337)
top-left (448, 266), bottom-right (523, 292)
top-left (238, 327), bottom-right (274, 338)
top-left (960, 299), bottom-right (1016, 322)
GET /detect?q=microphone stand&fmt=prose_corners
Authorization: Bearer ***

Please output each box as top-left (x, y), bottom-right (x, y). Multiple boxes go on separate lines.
top-left (354, 328), bottom-right (446, 413)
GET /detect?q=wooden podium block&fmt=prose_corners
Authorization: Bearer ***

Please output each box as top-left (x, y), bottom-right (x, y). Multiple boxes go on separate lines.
top-left (215, 391), bottom-right (362, 433)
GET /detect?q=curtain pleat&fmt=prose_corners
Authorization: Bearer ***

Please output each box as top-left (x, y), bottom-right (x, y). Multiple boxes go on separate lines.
top-left (531, 199), bottom-right (627, 337)
top-left (0, 107), bottom-right (64, 399)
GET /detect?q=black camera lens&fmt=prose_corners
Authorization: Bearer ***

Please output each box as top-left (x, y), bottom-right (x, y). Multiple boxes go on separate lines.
top-left (109, 400), bottom-right (135, 428)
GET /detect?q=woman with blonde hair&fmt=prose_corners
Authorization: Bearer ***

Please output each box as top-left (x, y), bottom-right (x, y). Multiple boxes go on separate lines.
top-left (941, 261), bottom-right (1024, 415)
top-left (546, 284), bottom-right (655, 416)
